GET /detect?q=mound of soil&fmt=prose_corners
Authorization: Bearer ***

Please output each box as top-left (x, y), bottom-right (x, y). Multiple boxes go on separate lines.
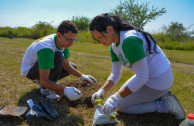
top-left (58, 79), bottom-right (101, 108)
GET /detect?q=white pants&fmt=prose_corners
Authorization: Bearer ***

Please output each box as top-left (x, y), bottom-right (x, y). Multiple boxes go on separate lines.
top-left (117, 68), bottom-right (173, 114)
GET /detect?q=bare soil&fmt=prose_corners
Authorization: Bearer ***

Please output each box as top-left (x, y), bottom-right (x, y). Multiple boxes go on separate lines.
top-left (59, 80), bottom-right (101, 108)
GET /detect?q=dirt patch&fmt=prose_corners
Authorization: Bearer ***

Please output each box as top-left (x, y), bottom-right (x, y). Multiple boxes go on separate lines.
top-left (58, 79), bottom-right (101, 108)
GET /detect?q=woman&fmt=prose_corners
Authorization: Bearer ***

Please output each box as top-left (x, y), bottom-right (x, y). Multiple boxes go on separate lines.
top-left (90, 13), bottom-right (185, 120)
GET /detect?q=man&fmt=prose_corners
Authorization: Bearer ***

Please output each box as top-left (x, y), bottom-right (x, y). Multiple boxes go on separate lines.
top-left (21, 20), bottom-right (96, 100)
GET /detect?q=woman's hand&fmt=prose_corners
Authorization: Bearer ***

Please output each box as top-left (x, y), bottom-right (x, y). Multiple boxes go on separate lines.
top-left (91, 89), bottom-right (105, 104)
top-left (102, 92), bottom-right (122, 114)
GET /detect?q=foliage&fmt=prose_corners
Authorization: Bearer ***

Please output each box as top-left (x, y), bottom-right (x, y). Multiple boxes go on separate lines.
top-left (161, 22), bottom-right (194, 41)
top-left (110, 0), bottom-right (166, 29)
top-left (153, 31), bottom-right (194, 51)
top-left (157, 41), bottom-right (194, 51)
top-left (0, 27), bottom-right (32, 38)
top-left (31, 21), bottom-right (56, 39)
top-left (0, 27), bottom-right (12, 37)
top-left (71, 16), bottom-right (90, 31)
top-left (151, 22), bottom-right (194, 51)
top-left (76, 31), bottom-right (97, 43)
top-left (0, 21), bottom-right (56, 39)
top-left (32, 21), bottom-right (54, 29)
top-left (0, 19), bottom-right (193, 51)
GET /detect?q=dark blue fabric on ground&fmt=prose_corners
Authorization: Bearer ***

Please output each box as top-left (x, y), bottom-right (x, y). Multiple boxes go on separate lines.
top-left (26, 101), bottom-right (58, 121)
top-left (9, 35), bottom-right (15, 39)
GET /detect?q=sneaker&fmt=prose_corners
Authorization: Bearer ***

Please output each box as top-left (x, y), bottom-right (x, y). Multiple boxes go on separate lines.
top-left (159, 90), bottom-right (172, 100)
top-left (40, 88), bottom-right (59, 100)
top-left (165, 94), bottom-right (185, 120)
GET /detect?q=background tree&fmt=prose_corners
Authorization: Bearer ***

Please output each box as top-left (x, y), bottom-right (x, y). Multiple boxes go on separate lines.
top-left (110, 0), bottom-right (166, 29)
top-left (31, 21), bottom-right (55, 39)
top-left (162, 22), bottom-right (194, 41)
top-left (71, 16), bottom-right (90, 31)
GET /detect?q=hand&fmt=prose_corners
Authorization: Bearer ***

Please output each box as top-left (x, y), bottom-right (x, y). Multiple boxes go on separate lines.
top-left (64, 87), bottom-right (82, 101)
top-left (91, 89), bottom-right (105, 104)
top-left (80, 74), bottom-right (97, 83)
top-left (102, 92), bottom-right (122, 114)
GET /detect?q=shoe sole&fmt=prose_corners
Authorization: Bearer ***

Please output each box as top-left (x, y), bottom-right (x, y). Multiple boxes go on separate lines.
top-left (172, 94), bottom-right (185, 120)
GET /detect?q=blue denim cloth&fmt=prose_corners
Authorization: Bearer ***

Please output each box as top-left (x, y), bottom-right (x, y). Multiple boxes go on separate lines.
top-left (26, 101), bottom-right (58, 121)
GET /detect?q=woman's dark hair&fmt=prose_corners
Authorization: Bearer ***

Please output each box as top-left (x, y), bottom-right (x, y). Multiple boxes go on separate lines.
top-left (89, 13), bottom-right (157, 55)
top-left (57, 20), bottom-right (78, 35)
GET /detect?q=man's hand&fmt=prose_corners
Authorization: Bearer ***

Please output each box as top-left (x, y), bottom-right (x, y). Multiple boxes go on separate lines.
top-left (102, 92), bottom-right (123, 114)
top-left (64, 87), bottom-right (82, 101)
top-left (80, 74), bottom-right (97, 83)
top-left (91, 89), bottom-right (105, 104)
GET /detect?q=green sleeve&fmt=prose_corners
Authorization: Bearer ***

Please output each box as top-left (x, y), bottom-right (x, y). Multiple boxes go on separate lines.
top-left (63, 49), bottom-right (70, 59)
top-left (110, 45), bottom-right (119, 62)
top-left (37, 48), bottom-right (55, 69)
top-left (122, 36), bottom-right (146, 65)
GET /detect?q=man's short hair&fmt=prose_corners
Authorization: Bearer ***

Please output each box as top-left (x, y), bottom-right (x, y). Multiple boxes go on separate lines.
top-left (57, 20), bottom-right (78, 34)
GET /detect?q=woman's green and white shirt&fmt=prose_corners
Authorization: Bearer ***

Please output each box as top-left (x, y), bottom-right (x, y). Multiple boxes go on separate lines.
top-left (108, 30), bottom-right (171, 91)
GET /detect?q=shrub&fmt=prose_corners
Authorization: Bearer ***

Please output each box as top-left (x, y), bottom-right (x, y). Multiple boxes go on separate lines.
top-left (71, 16), bottom-right (90, 31)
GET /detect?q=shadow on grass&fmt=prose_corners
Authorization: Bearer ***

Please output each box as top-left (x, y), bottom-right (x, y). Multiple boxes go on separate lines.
top-left (117, 112), bottom-right (182, 126)
top-left (0, 88), bottom-right (84, 126)
top-left (0, 116), bottom-right (25, 126)
top-left (0, 79), bottom-right (183, 126)
top-left (0, 79), bottom-right (101, 126)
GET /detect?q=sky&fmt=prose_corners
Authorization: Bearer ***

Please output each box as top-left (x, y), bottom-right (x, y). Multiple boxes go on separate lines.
top-left (0, 0), bottom-right (194, 33)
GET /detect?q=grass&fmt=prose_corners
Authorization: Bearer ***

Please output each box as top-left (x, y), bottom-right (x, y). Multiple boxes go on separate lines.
top-left (0, 37), bottom-right (193, 126)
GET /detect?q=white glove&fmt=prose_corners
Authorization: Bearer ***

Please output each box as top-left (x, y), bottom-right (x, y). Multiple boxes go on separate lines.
top-left (91, 89), bottom-right (105, 104)
top-left (81, 74), bottom-right (97, 83)
top-left (102, 92), bottom-right (122, 114)
top-left (64, 87), bottom-right (82, 101)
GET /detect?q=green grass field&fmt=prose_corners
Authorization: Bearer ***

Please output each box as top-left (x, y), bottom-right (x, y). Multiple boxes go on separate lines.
top-left (0, 37), bottom-right (193, 126)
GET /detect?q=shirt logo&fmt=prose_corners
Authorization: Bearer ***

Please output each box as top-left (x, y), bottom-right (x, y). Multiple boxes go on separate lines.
top-left (117, 52), bottom-right (128, 65)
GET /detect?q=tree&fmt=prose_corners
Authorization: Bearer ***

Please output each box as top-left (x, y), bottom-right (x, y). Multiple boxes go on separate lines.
top-left (33, 21), bottom-right (54, 30)
top-left (71, 16), bottom-right (90, 31)
top-left (110, 0), bottom-right (166, 29)
top-left (162, 22), bottom-right (193, 41)
top-left (31, 21), bottom-right (55, 39)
